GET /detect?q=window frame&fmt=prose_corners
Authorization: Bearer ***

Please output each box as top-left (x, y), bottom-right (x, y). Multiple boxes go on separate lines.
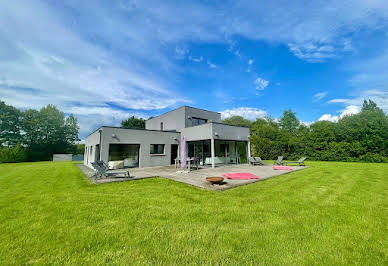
top-left (191, 117), bottom-right (207, 127)
top-left (150, 144), bottom-right (165, 155)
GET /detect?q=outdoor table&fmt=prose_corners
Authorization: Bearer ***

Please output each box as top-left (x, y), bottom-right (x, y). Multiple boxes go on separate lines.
top-left (174, 158), bottom-right (195, 170)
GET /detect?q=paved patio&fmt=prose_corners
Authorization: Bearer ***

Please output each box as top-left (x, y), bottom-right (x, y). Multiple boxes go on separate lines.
top-left (77, 163), bottom-right (306, 191)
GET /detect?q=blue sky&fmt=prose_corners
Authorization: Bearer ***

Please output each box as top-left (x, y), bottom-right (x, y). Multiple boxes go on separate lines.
top-left (0, 0), bottom-right (387, 138)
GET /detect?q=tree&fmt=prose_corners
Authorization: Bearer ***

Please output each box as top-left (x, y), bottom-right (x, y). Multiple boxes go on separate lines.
top-left (0, 100), bottom-right (22, 146)
top-left (21, 105), bottom-right (80, 161)
top-left (76, 144), bottom-right (85, 155)
top-left (0, 101), bottom-right (80, 162)
top-left (362, 99), bottom-right (381, 112)
top-left (222, 116), bottom-right (252, 127)
top-left (278, 109), bottom-right (300, 133)
top-left (121, 116), bottom-right (146, 129)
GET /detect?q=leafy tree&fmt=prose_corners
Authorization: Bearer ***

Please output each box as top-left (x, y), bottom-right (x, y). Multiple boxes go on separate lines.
top-left (76, 144), bottom-right (85, 155)
top-left (362, 99), bottom-right (380, 112)
top-left (121, 116), bottom-right (146, 129)
top-left (278, 109), bottom-right (300, 133)
top-left (222, 116), bottom-right (252, 127)
top-left (0, 101), bottom-right (80, 162)
top-left (21, 105), bottom-right (79, 161)
top-left (0, 100), bottom-right (22, 146)
top-left (249, 100), bottom-right (387, 162)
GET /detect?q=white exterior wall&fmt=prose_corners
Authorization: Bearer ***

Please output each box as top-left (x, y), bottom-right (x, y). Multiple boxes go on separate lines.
top-left (84, 127), bottom-right (180, 169)
top-left (146, 106), bottom-right (222, 132)
top-left (181, 123), bottom-right (250, 142)
top-left (212, 123), bottom-right (250, 141)
top-left (145, 107), bottom-right (186, 131)
top-left (84, 129), bottom-right (101, 168)
top-left (181, 123), bottom-right (213, 141)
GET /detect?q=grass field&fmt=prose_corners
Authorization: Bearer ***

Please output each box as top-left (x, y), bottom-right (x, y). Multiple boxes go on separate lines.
top-left (0, 161), bottom-right (387, 264)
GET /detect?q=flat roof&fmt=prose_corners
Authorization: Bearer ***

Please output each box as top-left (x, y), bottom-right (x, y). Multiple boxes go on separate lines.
top-left (85, 126), bottom-right (179, 138)
top-left (146, 105), bottom-right (221, 121)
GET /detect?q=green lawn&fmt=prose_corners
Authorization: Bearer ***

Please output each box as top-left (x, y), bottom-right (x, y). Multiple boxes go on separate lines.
top-left (0, 161), bottom-right (387, 264)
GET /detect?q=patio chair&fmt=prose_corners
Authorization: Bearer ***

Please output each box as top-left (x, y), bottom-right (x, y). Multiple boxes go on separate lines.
top-left (193, 157), bottom-right (200, 170)
top-left (97, 160), bottom-right (110, 170)
top-left (91, 162), bottom-right (130, 179)
top-left (274, 156), bottom-right (284, 165)
top-left (254, 157), bottom-right (267, 165)
top-left (248, 157), bottom-right (262, 166)
top-left (285, 157), bottom-right (307, 166)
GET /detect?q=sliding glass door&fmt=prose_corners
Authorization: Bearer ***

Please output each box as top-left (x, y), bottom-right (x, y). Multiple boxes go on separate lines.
top-left (187, 140), bottom-right (211, 165)
top-left (187, 140), bottom-right (247, 165)
top-left (214, 140), bottom-right (237, 164)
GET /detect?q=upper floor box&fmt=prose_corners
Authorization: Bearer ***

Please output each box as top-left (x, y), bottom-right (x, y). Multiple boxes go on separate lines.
top-left (145, 106), bottom-right (222, 132)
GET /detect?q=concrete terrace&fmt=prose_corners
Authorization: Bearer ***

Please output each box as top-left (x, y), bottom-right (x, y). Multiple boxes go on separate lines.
top-left (77, 164), bottom-right (306, 191)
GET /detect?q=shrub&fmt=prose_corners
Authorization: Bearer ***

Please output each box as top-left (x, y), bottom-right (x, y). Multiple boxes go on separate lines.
top-left (0, 145), bottom-right (28, 163)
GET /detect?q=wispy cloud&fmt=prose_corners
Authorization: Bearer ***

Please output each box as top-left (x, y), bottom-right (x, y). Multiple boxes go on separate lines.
top-left (328, 90), bottom-right (388, 113)
top-left (313, 91), bottom-right (328, 101)
top-left (1, 0), bottom-right (387, 137)
top-left (254, 77), bottom-right (269, 92)
top-left (207, 60), bottom-right (217, 68)
top-left (188, 56), bottom-right (203, 63)
top-left (175, 46), bottom-right (189, 59)
top-left (221, 107), bottom-right (267, 120)
top-left (246, 59), bottom-right (254, 72)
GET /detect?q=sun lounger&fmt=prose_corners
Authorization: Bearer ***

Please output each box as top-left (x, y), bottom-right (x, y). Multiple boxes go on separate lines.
top-left (285, 157), bottom-right (306, 166)
top-left (91, 162), bottom-right (130, 179)
top-left (254, 157), bottom-right (267, 165)
top-left (249, 157), bottom-right (262, 166)
top-left (274, 156), bottom-right (284, 165)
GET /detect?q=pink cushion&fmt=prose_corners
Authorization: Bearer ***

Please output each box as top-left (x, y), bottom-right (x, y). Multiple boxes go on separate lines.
top-left (273, 165), bottom-right (293, 170)
top-left (222, 173), bottom-right (260, 179)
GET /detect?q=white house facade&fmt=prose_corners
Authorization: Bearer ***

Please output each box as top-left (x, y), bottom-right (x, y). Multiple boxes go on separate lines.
top-left (84, 106), bottom-right (250, 169)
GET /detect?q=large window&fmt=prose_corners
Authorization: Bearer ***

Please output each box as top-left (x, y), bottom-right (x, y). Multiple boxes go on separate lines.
top-left (150, 144), bottom-right (165, 155)
top-left (191, 117), bottom-right (207, 127)
top-left (187, 140), bottom-right (210, 165)
top-left (108, 144), bottom-right (140, 168)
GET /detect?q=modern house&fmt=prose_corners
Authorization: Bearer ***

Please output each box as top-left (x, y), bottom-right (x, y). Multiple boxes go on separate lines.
top-left (84, 106), bottom-right (250, 169)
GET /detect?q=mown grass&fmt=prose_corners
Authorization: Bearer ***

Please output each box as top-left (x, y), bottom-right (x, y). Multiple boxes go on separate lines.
top-left (0, 161), bottom-right (387, 264)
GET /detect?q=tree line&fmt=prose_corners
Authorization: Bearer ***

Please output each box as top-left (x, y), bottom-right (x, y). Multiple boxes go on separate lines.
top-left (0, 101), bottom-right (80, 163)
top-left (2, 99), bottom-right (387, 163)
top-left (223, 100), bottom-right (388, 163)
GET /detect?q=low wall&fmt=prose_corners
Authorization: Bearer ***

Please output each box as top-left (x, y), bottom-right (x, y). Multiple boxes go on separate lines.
top-left (53, 154), bottom-right (72, 161)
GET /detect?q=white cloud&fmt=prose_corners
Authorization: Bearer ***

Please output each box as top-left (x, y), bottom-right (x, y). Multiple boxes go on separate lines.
top-left (248, 59), bottom-right (254, 65)
top-left (328, 90), bottom-right (388, 113)
top-left (175, 46), bottom-right (189, 59)
top-left (207, 60), bottom-right (217, 68)
top-left (221, 107), bottom-right (267, 120)
top-left (0, 1), bottom-right (191, 137)
top-left (340, 105), bottom-right (361, 117)
top-left (318, 114), bottom-right (339, 122)
top-left (254, 77), bottom-right (269, 91)
top-left (318, 105), bottom-right (361, 122)
top-left (313, 91), bottom-right (328, 101)
top-left (188, 56), bottom-right (203, 62)
top-left (1, 0), bottom-right (387, 136)
top-left (72, 107), bottom-right (149, 138)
